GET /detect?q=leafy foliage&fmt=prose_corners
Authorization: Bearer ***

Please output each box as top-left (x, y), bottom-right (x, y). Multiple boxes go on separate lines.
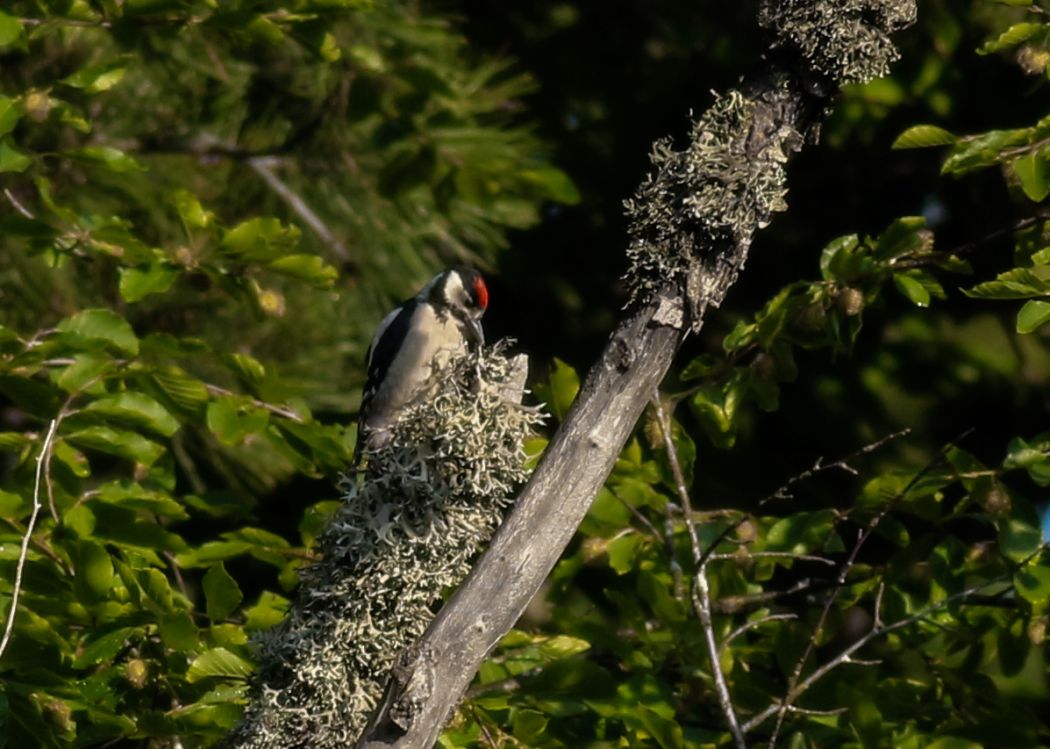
top-left (0, 1), bottom-right (573, 746)
top-left (2, 0), bottom-right (1050, 748)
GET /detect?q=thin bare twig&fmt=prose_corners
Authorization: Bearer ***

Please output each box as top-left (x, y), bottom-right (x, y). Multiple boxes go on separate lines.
top-left (203, 383), bottom-right (305, 423)
top-left (247, 157), bottom-right (350, 262)
top-left (743, 573), bottom-right (1016, 734)
top-left (651, 393), bottom-right (746, 749)
top-left (611, 486), bottom-right (685, 598)
top-left (3, 188), bottom-right (35, 219)
top-left (721, 613), bottom-right (798, 653)
top-left (711, 577), bottom-right (818, 615)
top-left (707, 551), bottom-right (836, 566)
top-left (697, 429), bottom-right (909, 571)
top-left (0, 419), bottom-right (59, 661)
top-left (766, 429), bottom-right (971, 748)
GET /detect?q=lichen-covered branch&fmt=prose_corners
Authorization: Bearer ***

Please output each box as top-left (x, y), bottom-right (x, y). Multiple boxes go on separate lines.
top-left (350, 2), bottom-right (917, 747)
top-left (226, 346), bottom-right (541, 748)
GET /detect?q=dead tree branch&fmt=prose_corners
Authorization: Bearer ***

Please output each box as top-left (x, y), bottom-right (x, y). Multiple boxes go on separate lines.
top-left (353, 3), bottom-right (918, 746)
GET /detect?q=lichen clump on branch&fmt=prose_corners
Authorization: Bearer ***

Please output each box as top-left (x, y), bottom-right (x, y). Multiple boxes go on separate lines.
top-left (759, 0), bottom-right (918, 84)
top-left (226, 345), bottom-right (542, 749)
top-left (624, 89), bottom-right (793, 304)
top-left (622, 0), bottom-right (916, 308)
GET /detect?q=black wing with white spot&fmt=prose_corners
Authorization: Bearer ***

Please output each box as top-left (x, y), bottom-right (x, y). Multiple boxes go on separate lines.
top-left (360, 298), bottom-right (418, 423)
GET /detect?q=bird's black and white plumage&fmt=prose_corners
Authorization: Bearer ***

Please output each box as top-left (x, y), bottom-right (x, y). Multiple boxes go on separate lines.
top-left (354, 267), bottom-right (489, 463)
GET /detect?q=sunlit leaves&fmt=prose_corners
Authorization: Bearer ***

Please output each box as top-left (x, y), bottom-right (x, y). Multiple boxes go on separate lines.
top-left (0, 137), bottom-right (31, 173)
top-left (206, 397), bottom-right (270, 446)
top-left (892, 124), bottom-right (957, 149)
top-left (203, 562), bottom-right (244, 622)
top-left (186, 648), bottom-right (254, 683)
top-left (966, 267), bottom-right (1049, 299)
top-left (533, 357), bottom-right (580, 421)
top-left (998, 498), bottom-right (1043, 563)
top-left (977, 22), bottom-right (1043, 55)
top-left (0, 10), bottom-right (23, 48)
top-left (221, 217), bottom-right (301, 263)
top-left (56, 309), bottom-right (140, 357)
top-left (82, 392), bottom-right (179, 437)
top-left (60, 62), bottom-right (128, 94)
top-left (119, 264), bottom-right (180, 302)
top-left (0, 95), bottom-right (22, 137)
top-left (1016, 300), bottom-right (1050, 333)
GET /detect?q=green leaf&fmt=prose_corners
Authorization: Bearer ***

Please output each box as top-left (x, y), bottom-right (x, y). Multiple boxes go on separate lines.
top-left (186, 647), bottom-right (254, 682)
top-left (1016, 300), bottom-right (1050, 333)
top-left (819, 234), bottom-right (860, 281)
top-left (226, 352), bottom-right (267, 385)
top-left (608, 533), bottom-right (642, 574)
top-left (60, 63), bottom-right (127, 93)
top-left (966, 267), bottom-right (1050, 299)
top-left (537, 634), bottom-right (590, 661)
top-left (159, 612), bottom-right (199, 651)
top-left (511, 709), bottom-right (548, 744)
top-left (1013, 153), bottom-right (1050, 202)
top-left (66, 146), bottom-right (144, 173)
top-left (689, 378), bottom-right (742, 449)
top-left (83, 392), bottom-right (180, 437)
top-left (1004, 435), bottom-right (1050, 485)
top-left (0, 95), bottom-right (22, 138)
top-left (521, 165), bottom-right (581, 204)
top-left (978, 22), bottom-right (1043, 55)
top-left (175, 540), bottom-right (253, 568)
top-left (893, 272), bottom-right (931, 307)
top-left (998, 499), bottom-right (1043, 562)
top-left (203, 562), bottom-right (243, 622)
top-left (72, 626), bottom-right (139, 668)
top-left (0, 137), bottom-right (31, 173)
top-left (942, 129), bottom-right (1031, 176)
top-left (0, 489), bottom-right (25, 517)
top-left (244, 591), bottom-right (289, 632)
top-left (56, 309), bottom-right (139, 356)
top-left (56, 353), bottom-right (113, 393)
top-left (152, 367), bottom-right (209, 411)
top-left (892, 125), bottom-right (957, 149)
top-left (926, 738), bottom-right (984, 749)
top-left (173, 189), bottom-right (213, 230)
top-left (266, 254), bottom-right (338, 287)
top-left (0, 11), bottom-right (23, 48)
top-left (206, 397), bottom-right (270, 446)
top-left (1015, 560), bottom-right (1050, 605)
top-left (92, 480), bottom-right (187, 519)
top-left (874, 216), bottom-right (929, 260)
top-left (73, 540), bottom-right (115, 603)
top-left (637, 706), bottom-right (685, 749)
top-left (765, 510), bottom-right (837, 554)
top-left (535, 358), bottom-right (579, 421)
top-left (66, 426), bottom-right (164, 465)
top-left (221, 217), bottom-right (300, 262)
top-left (119, 264), bottom-right (180, 303)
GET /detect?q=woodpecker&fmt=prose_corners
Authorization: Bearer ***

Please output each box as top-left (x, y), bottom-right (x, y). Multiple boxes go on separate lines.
top-left (354, 267), bottom-right (489, 463)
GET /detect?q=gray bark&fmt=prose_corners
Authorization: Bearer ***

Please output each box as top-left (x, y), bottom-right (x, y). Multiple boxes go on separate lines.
top-left (356, 3), bottom-right (917, 745)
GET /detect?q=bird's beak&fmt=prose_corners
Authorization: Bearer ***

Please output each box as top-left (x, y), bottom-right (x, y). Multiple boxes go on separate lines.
top-left (465, 316), bottom-right (485, 347)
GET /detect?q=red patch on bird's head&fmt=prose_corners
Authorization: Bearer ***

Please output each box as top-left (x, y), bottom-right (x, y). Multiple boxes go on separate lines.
top-left (473, 276), bottom-right (489, 310)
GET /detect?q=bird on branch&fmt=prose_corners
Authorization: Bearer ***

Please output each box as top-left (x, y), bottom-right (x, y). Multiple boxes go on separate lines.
top-left (354, 267), bottom-right (489, 465)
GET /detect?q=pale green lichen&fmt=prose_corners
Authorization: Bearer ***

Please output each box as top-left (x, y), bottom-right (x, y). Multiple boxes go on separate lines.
top-left (624, 89), bottom-right (794, 304)
top-left (759, 0), bottom-right (917, 84)
top-left (226, 344), bottom-right (543, 749)
top-left (623, 1), bottom-right (915, 306)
